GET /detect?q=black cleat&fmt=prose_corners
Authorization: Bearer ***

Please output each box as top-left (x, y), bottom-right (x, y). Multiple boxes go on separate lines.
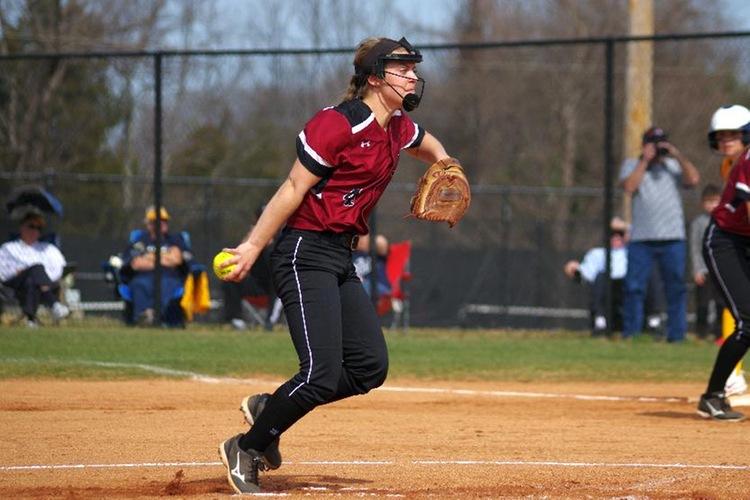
top-left (218, 433), bottom-right (264, 494)
top-left (697, 392), bottom-right (746, 421)
top-left (240, 393), bottom-right (282, 469)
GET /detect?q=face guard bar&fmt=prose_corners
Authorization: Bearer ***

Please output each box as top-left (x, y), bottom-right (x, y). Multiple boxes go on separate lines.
top-left (355, 37), bottom-right (422, 79)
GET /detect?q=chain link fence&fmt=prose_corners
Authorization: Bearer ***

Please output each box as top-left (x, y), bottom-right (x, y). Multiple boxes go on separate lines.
top-left (2, 32), bottom-right (749, 328)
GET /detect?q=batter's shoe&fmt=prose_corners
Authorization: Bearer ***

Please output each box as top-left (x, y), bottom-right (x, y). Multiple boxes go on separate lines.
top-left (218, 433), bottom-right (264, 494)
top-left (697, 392), bottom-right (746, 421)
top-left (240, 393), bottom-right (282, 469)
top-left (724, 371), bottom-right (748, 397)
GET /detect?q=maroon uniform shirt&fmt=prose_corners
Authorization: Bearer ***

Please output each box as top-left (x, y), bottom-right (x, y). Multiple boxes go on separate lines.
top-left (713, 148), bottom-right (750, 236)
top-left (287, 98), bottom-right (425, 235)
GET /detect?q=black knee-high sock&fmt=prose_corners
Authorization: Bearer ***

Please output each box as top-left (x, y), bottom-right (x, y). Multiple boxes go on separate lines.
top-left (239, 386), bottom-right (308, 452)
top-left (706, 332), bottom-right (750, 394)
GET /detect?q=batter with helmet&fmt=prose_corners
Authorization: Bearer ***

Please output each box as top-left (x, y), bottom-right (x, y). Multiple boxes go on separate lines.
top-left (698, 126), bottom-right (750, 420)
top-left (214, 36), bottom-right (469, 494)
top-left (698, 104), bottom-right (750, 414)
top-left (708, 104), bottom-right (750, 181)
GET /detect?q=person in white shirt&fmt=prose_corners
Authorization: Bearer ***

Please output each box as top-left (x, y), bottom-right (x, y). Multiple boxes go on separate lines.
top-left (564, 217), bottom-right (629, 336)
top-left (0, 211), bottom-right (69, 327)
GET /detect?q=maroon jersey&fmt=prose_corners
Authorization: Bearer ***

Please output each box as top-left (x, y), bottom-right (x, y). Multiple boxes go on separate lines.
top-left (713, 148), bottom-right (750, 236)
top-left (286, 99), bottom-right (425, 234)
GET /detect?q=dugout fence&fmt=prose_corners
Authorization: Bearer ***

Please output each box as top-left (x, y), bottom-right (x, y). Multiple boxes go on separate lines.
top-left (2, 31), bottom-right (750, 328)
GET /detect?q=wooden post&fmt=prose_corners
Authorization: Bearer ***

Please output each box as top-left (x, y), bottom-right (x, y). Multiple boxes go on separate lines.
top-left (623, 0), bottom-right (654, 223)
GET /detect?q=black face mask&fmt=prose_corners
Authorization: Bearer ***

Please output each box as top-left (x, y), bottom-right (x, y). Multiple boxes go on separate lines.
top-left (381, 70), bottom-right (425, 111)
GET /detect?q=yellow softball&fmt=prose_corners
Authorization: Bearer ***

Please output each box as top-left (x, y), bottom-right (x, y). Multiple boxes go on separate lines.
top-left (213, 251), bottom-right (237, 280)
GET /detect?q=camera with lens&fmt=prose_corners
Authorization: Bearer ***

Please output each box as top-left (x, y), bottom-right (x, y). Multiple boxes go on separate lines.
top-left (642, 126), bottom-right (670, 157)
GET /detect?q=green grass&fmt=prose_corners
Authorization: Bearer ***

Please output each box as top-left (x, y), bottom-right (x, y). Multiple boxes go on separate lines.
top-left (0, 324), bottom-right (721, 382)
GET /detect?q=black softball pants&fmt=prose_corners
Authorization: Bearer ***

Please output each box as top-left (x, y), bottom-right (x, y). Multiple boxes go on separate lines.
top-left (240, 228), bottom-right (388, 453)
top-left (703, 221), bottom-right (750, 394)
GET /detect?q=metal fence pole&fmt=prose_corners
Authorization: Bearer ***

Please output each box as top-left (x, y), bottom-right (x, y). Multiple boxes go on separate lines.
top-left (153, 52), bottom-right (163, 323)
top-left (604, 39), bottom-right (615, 336)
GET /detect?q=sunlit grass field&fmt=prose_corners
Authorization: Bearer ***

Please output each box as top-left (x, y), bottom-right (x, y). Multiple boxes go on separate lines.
top-left (0, 322), bottom-right (721, 382)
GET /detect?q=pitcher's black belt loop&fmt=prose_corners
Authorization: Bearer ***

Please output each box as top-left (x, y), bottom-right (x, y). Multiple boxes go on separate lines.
top-left (320, 231), bottom-right (359, 250)
top-left (285, 228), bottom-right (359, 251)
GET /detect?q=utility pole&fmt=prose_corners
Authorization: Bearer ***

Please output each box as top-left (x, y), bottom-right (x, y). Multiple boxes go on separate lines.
top-left (623, 0), bottom-right (654, 223)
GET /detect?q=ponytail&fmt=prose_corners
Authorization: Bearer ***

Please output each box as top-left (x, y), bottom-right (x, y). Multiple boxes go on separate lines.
top-left (342, 75), bottom-right (365, 102)
top-left (340, 37), bottom-right (382, 103)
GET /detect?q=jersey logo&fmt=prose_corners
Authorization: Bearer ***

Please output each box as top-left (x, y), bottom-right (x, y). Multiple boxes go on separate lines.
top-left (360, 140), bottom-right (371, 148)
top-left (343, 188), bottom-right (362, 207)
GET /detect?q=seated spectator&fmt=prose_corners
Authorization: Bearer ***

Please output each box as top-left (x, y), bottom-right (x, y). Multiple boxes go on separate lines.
top-left (222, 202), bottom-right (282, 331)
top-left (564, 217), bottom-right (628, 336)
top-left (0, 209), bottom-right (69, 327)
top-left (222, 247), bottom-right (281, 331)
top-left (122, 206), bottom-right (186, 326)
top-left (353, 233), bottom-right (392, 298)
top-left (564, 217), bottom-right (665, 337)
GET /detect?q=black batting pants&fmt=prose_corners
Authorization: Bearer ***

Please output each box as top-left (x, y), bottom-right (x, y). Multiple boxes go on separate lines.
top-left (240, 228), bottom-right (388, 453)
top-left (703, 222), bottom-right (750, 394)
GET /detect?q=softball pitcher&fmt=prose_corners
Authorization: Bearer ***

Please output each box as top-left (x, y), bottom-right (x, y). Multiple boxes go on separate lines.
top-left (215, 36), bottom-right (460, 493)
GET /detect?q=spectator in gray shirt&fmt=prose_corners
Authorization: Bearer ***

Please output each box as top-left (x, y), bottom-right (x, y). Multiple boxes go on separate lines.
top-left (619, 126), bottom-right (700, 342)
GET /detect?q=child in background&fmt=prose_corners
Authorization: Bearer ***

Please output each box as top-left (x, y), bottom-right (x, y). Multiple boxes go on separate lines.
top-left (690, 184), bottom-right (723, 341)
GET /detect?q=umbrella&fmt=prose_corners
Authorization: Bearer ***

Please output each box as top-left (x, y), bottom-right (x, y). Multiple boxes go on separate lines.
top-left (6, 185), bottom-right (63, 216)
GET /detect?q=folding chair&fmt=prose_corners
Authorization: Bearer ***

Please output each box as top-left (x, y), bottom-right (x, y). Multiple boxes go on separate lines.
top-left (103, 229), bottom-right (206, 326)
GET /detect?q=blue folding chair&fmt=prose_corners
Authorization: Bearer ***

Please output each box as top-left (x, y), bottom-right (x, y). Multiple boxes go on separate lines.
top-left (103, 229), bottom-right (203, 327)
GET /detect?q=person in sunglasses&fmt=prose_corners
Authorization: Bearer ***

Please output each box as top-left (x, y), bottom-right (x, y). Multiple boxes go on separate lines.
top-left (215, 36), bottom-right (452, 494)
top-left (0, 210), bottom-right (69, 327)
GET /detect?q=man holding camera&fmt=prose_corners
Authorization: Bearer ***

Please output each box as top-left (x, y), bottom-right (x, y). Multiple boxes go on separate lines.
top-left (619, 126), bottom-right (700, 342)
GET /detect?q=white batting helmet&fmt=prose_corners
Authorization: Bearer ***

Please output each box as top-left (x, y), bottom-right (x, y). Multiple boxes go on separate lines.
top-left (708, 104), bottom-right (750, 150)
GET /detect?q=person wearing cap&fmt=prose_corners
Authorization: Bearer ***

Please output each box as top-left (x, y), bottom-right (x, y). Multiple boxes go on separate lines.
top-left (122, 206), bottom-right (186, 326)
top-left (619, 126), bottom-right (700, 342)
top-left (0, 210), bottom-right (69, 327)
top-left (214, 36), bottom-right (453, 494)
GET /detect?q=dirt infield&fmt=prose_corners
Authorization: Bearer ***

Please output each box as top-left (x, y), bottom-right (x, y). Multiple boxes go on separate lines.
top-left (2, 378), bottom-right (749, 498)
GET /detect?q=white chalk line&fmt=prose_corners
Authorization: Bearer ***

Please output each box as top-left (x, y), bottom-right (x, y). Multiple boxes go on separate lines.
top-left (378, 385), bottom-right (687, 403)
top-left (1, 461), bottom-right (221, 471)
top-left (1, 459), bottom-right (747, 472)
top-left (0, 358), bottom-right (691, 403)
top-left (412, 460), bottom-right (750, 470)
